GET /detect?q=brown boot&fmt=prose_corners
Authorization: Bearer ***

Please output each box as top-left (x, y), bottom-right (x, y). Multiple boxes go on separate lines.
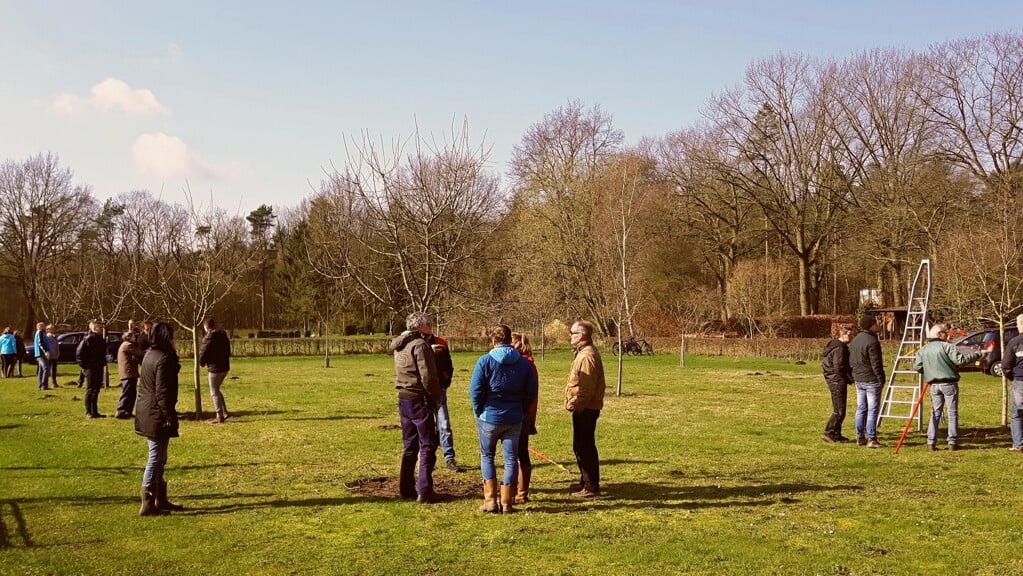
top-left (479, 479), bottom-right (500, 513)
top-left (515, 466), bottom-right (532, 504)
top-left (139, 485), bottom-right (168, 517)
top-left (500, 483), bottom-right (516, 514)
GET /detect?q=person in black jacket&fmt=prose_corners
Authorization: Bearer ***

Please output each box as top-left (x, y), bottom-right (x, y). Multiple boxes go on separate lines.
top-left (1003, 314), bottom-right (1023, 452)
top-left (849, 315), bottom-right (887, 448)
top-left (76, 320), bottom-right (108, 419)
top-left (135, 322), bottom-right (183, 516)
top-left (198, 318), bottom-right (231, 424)
top-left (821, 325), bottom-right (854, 443)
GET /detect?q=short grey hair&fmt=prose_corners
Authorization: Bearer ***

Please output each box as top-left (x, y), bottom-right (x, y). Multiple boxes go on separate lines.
top-left (406, 311), bottom-right (431, 332)
top-left (1017, 314), bottom-right (1023, 330)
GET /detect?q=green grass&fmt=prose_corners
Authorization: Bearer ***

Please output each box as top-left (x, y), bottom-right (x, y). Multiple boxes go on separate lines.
top-left (2, 353), bottom-right (1022, 575)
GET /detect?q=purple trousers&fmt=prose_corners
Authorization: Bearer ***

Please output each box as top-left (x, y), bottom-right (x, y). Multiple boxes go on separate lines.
top-left (398, 396), bottom-right (438, 497)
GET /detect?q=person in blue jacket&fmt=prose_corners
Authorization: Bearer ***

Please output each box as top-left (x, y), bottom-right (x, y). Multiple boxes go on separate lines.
top-left (0, 327), bottom-right (16, 378)
top-left (469, 324), bottom-right (537, 514)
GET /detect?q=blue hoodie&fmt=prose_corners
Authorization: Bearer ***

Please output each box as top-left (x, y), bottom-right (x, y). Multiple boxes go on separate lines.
top-left (469, 344), bottom-right (538, 425)
top-left (0, 333), bottom-right (15, 355)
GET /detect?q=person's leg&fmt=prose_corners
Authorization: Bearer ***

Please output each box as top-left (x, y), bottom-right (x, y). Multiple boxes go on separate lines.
top-left (499, 423), bottom-right (521, 486)
top-left (927, 384), bottom-right (944, 446)
top-left (516, 428), bottom-right (533, 503)
top-left (435, 388), bottom-right (456, 465)
top-left (409, 398), bottom-right (438, 496)
top-left (397, 400), bottom-right (419, 498)
top-left (88, 369), bottom-right (105, 416)
top-left (824, 381), bottom-right (844, 438)
top-left (1011, 380), bottom-right (1023, 449)
top-left (945, 384), bottom-right (959, 446)
top-left (140, 437), bottom-right (169, 516)
top-left (475, 418), bottom-right (498, 482)
top-left (572, 409), bottom-right (601, 493)
top-left (2, 355), bottom-right (11, 378)
top-left (865, 383), bottom-right (881, 441)
top-left (37, 356), bottom-right (49, 390)
top-left (208, 371), bottom-right (228, 421)
top-left (116, 378), bottom-right (137, 417)
top-left (50, 361), bottom-right (57, 386)
top-left (853, 383), bottom-right (867, 442)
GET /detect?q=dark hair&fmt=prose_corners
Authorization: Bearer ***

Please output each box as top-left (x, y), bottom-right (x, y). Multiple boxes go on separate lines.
top-left (489, 324), bottom-right (512, 345)
top-left (151, 322), bottom-right (175, 350)
top-left (203, 318), bottom-right (217, 330)
top-left (858, 315), bottom-right (876, 331)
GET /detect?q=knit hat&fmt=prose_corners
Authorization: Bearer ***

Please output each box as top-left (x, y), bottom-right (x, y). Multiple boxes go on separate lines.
top-left (858, 315), bottom-right (876, 331)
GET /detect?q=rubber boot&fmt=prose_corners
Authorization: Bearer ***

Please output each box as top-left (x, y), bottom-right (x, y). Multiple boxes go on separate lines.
top-left (479, 479), bottom-right (500, 513)
top-left (500, 483), bottom-right (516, 514)
top-left (157, 480), bottom-right (185, 511)
top-left (515, 465), bottom-right (532, 504)
top-left (139, 485), bottom-right (168, 517)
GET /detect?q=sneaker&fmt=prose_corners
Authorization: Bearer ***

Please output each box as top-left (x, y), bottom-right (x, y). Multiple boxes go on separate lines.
top-left (866, 439), bottom-right (883, 449)
top-left (927, 444), bottom-right (937, 452)
top-left (571, 487), bottom-right (600, 498)
top-left (856, 437), bottom-right (867, 446)
top-left (820, 434), bottom-right (837, 443)
top-left (949, 443), bottom-right (960, 451)
top-left (1008, 446), bottom-right (1023, 453)
top-left (445, 460), bottom-right (461, 473)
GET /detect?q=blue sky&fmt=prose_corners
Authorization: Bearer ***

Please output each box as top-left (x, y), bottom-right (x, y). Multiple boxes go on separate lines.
top-left (1, 1), bottom-right (1017, 214)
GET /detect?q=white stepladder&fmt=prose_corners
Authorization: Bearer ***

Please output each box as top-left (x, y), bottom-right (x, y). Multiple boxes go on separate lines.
top-left (876, 259), bottom-right (932, 433)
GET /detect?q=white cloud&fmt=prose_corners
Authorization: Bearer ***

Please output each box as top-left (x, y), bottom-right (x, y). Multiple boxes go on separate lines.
top-left (49, 77), bottom-right (168, 116)
top-left (132, 132), bottom-right (218, 179)
top-left (51, 93), bottom-right (84, 116)
top-left (91, 78), bottom-right (168, 115)
top-left (153, 43), bottom-right (184, 67)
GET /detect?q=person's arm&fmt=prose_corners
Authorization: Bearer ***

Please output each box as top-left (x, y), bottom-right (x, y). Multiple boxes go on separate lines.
top-left (1002, 338), bottom-right (1020, 377)
top-left (869, 340), bottom-right (886, 383)
top-left (198, 335), bottom-right (210, 367)
top-left (943, 342), bottom-right (983, 367)
top-left (415, 341), bottom-right (440, 403)
top-left (566, 353), bottom-right (595, 412)
top-left (468, 357), bottom-right (487, 417)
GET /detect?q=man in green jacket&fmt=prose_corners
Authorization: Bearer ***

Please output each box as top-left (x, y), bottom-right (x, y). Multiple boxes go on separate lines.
top-left (913, 323), bottom-right (984, 451)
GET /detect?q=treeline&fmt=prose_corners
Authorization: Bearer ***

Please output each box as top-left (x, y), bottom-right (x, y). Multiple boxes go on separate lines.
top-left (1, 32), bottom-right (1021, 339)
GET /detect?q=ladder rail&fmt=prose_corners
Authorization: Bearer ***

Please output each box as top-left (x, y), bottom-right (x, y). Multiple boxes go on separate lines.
top-left (876, 259), bottom-right (932, 432)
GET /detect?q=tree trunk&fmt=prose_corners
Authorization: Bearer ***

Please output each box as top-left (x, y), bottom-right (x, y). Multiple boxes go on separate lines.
top-left (192, 326), bottom-right (203, 420)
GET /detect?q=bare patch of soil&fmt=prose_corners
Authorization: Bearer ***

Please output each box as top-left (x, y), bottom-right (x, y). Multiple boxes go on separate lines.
top-left (347, 474), bottom-right (480, 500)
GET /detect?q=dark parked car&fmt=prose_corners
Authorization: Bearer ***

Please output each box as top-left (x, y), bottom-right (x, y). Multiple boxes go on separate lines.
top-left (952, 326), bottom-right (1020, 376)
top-left (24, 331), bottom-right (124, 365)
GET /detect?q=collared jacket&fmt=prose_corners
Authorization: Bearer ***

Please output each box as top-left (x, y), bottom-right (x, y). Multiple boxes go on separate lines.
top-left (117, 340), bottom-right (145, 380)
top-left (913, 339), bottom-right (982, 383)
top-left (469, 344), bottom-right (537, 425)
top-left (822, 338), bottom-right (852, 387)
top-left (76, 331), bottom-right (107, 370)
top-left (849, 330), bottom-right (885, 384)
top-left (565, 342), bottom-right (606, 413)
top-left (34, 329), bottom-right (56, 359)
top-left (134, 346), bottom-right (180, 439)
top-left (198, 329), bottom-right (231, 373)
top-left (389, 331), bottom-right (440, 403)
top-left (427, 334), bottom-right (454, 389)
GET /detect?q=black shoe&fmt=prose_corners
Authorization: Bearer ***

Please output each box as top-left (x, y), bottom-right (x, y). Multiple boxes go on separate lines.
top-left (856, 437), bottom-right (867, 446)
top-left (93, 413), bottom-right (107, 419)
top-left (114, 411), bottom-right (132, 420)
top-left (834, 435), bottom-right (851, 443)
top-left (416, 491), bottom-right (441, 504)
top-left (445, 460), bottom-right (462, 472)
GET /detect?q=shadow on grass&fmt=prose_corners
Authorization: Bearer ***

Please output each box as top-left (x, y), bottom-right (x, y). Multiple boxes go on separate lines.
top-left (527, 479), bottom-right (864, 512)
top-left (0, 501), bottom-right (33, 548)
top-left (289, 414), bottom-right (382, 422)
top-left (0, 424), bottom-right (22, 430)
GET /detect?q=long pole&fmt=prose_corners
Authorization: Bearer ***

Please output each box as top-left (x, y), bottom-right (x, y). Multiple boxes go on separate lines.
top-left (894, 382), bottom-right (931, 454)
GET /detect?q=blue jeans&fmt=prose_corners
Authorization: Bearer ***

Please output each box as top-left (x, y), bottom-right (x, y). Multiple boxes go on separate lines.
top-left (854, 382), bottom-right (882, 440)
top-left (927, 382), bottom-right (960, 445)
top-left (36, 356), bottom-right (51, 390)
top-left (436, 388), bottom-right (456, 462)
top-left (1011, 380), bottom-right (1023, 448)
top-left (398, 397), bottom-right (437, 497)
top-left (475, 418), bottom-right (521, 485)
top-left (142, 436), bottom-right (169, 487)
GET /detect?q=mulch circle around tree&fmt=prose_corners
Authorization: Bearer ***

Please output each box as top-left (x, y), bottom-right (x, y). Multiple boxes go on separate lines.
top-left (347, 475), bottom-right (479, 500)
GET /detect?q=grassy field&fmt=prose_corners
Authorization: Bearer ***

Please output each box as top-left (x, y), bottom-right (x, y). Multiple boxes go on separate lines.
top-left (2, 351), bottom-right (1022, 575)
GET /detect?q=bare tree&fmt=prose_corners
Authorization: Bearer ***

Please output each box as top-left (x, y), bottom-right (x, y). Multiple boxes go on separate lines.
top-left (317, 120), bottom-right (503, 320)
top-left (0, 153), bottom-right (95, 333)
top-left (705, 54), bottom-right (853, 315)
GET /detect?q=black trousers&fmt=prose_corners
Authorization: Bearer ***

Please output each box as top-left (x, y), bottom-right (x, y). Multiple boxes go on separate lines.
top-left (83, 367), bottom-right (104, 416)
top-left (824, 380), bottom-right (848, 438)
top-left (572, 409), bottom-right (601, 491)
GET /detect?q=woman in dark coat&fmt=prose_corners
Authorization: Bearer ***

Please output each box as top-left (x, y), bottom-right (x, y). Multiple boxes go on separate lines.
top-left (134, 322), bottom-right (184, 516)
top-left (821, 324), bottom-right (854, 443)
